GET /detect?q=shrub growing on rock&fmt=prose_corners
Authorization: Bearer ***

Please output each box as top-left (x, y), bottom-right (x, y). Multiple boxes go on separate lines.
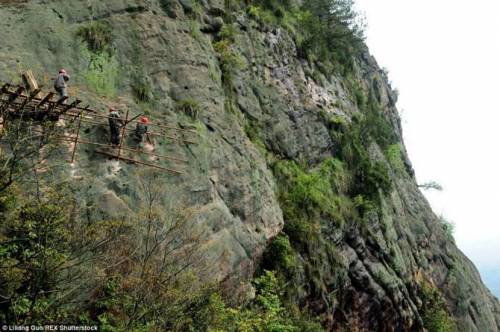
top-left (76, 21), bottom-right (113, 54)
top-left (176, 98), bottom-right (201, 120)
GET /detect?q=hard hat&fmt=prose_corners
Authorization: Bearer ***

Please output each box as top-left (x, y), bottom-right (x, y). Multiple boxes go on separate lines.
top-left (59, 69), bottom-right (67, 74)
top-left (109, 107), bottom-right (116, 112)
top-left (140, 116), bottom-right (149, 124)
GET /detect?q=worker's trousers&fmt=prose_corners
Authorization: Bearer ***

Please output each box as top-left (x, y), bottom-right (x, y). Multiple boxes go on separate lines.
top-left (110, 128), bottom-right (121, 145)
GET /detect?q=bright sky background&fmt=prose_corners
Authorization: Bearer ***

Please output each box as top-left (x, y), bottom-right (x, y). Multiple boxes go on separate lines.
top-left (355, 0), bottom-right (500, 297)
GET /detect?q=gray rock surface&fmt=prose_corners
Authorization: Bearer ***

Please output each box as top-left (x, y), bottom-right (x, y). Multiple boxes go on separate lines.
top-left (0, 0), bottom-right (498, 330)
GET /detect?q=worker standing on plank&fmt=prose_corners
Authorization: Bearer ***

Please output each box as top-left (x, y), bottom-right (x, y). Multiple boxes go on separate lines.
top-left (134, 116), bottom-right (150, 144)
top-left (108, 107), bottom-right (125, 146)
top-left (54, 69), bottom-right (70, 102)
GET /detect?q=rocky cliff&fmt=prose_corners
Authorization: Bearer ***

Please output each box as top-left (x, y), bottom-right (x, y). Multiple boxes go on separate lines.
top-left (0, 0), bottom-right (498, 331)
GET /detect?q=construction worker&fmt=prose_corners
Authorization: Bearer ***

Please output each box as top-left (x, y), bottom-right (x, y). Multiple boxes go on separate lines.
top-left (108, 107), bottom-right (125, 146)
top-left (54, 69), bottom-right (70, 102)
top-left (134, 116), bottom-right (149, 144)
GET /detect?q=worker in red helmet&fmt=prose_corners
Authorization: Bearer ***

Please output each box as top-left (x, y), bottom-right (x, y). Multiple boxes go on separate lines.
top-left (134, 116), bottom-right (150, 145)
top-left (108, 107), bottom-right (125, 146)
top-left (53, 69), bottom-right (70, 102)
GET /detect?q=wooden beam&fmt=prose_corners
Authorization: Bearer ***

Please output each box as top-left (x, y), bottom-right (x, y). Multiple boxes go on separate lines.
top-left (22, 70), bottom-right (39, 95)
top-left (18, 88), bottom-right (42, 112)
top-left (94, 150), bottom-right (182, 175)
top-left (59, 114), bottom-right (197, 145)
top-left (1, 86), bottom-right (25, 111)
top-left (56, 99), bottom-right (82, 116)
top-left (45, 96), bottom-right (67, 115)
top-left (37, 92), bottom-right (54, 108)
top-left (0, 83), bottom-right (10, 93)
top-left (65, 111), bottom-right (197, 134)
top-left (35, 130), bottom-right (188, 164)
top-left (56, 96), bottom-right (69, 105)
top-left (152, 122), bottom-right (197, 134)
top-left (124, 113), bottom-right (143, 126)
top-left (0, 83), bottom-right (99, 114)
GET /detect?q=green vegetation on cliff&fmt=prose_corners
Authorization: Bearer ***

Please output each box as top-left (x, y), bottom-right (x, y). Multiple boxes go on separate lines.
top-left (420, 284), bottom-right (456, 332)
top-left (0, 0), bottom-right (498, 330)
top-left (248, 0), bottom-right (365, 74)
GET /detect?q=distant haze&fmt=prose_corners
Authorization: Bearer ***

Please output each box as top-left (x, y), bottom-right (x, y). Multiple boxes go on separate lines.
top-left (355, 0), bottom-right (500, 297)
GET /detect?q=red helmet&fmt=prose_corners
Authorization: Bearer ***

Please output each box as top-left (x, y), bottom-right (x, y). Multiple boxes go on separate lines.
top-left (109, 107), bottom-right (116, 112)
top-left (140, 116), bottom-right (149, 124)
top-left (59, 69), bottom-right (67, 74)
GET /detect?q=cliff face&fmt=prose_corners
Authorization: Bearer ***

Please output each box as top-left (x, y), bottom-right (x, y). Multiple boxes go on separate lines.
top-left (0, 0), bottom-right (498, 331)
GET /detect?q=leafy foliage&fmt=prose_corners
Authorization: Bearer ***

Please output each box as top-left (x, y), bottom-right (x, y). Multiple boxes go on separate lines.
top-left (249, 0), bottom-right (365, 74)
top-left (419, 181), bottom-right (443, 191)
top-left (130, 74), bottom-right (152, 103)
top-left (0, 185), bottom-right (121, 324)
top-left (338, 117), bottom-right (392, 202)
top-left (0, 191), bottom-right (70, 322)
top-left (261, 233), bottom-right (297, 277)
top-left (298, 0), bottom-right (364, 71)
top-left (385, 144), bottom-right (405, 173)
top-left (176, 98), bottom-right (201, 120)
top-left (82, 49), bottom-right (119, 97)
top-left (420, 284), bottom-right (456, 332)
top-left (272, 158), bottom-right (354, 245)
top-left (438, 215), bottom-right (455, 242)
top-left (213, 39), bottom-right (245, 89)
top-left (76, 21), bottom-right (113, 54)
top-left (197, 271), bottom-right (324, 331)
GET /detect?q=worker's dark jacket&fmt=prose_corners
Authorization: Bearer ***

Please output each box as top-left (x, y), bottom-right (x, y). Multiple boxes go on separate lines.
top-left (108, 111), bottom-right (124, 145)
top-left (54, 73), bottom-right (69, 90)
top-left (134, 123), bottom-right (148, 141)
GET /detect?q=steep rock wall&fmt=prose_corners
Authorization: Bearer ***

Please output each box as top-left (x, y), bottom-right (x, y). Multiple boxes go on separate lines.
top-left (0, 0), bottom-right (498, 330)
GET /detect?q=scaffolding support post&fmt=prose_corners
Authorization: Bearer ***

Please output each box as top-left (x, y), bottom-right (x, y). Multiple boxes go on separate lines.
top-left (70, 112), bottom-right (82, 163)
top-left (117, 109), bottom-right (129, 160)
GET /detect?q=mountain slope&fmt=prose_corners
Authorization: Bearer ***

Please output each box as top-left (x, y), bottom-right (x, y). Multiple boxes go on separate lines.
top-left (0, 0), bottom-right (498, 330)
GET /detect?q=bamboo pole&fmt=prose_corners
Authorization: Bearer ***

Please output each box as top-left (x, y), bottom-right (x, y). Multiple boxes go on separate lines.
top-left (58, 114), bottom-right (197, 145)
top-left (1, 86), bottom-right (196, 135)
top-left (70, 112), bottom-right (82, 163)
top-left (30, 128), bottom-right (188, 163)
top-left (1, 85), bottom-right (196, 143)
top-left (1, 87), bottom-right (24, 111)
top-left (37, 92), bottom-right (54, 108)
top-left (93, 150), bottom-right (182, 175)
top-left (1, 85), bottom-right (97, 113)
top-left (65, 110), bottom-right (197, 134)
top-left (18, 89), bottom-right (41, 112)
top-left (117, 109), bottom-right (129, 160)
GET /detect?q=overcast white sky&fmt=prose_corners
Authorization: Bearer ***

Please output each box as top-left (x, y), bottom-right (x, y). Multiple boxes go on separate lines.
top-left (355, 0), bottom-right (500, 296)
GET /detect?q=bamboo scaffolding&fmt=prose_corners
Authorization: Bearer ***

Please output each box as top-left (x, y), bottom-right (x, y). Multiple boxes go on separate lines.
top-left (0, 83), bottom-right (193, 174)
top-left (28, 136), bottom-right (183, 175)
top-left (3, 99), bottom-right (197, 140)
top-left (37, 92), bottom-right (54, 107)
top-left (29, 129), bottom-right (187, 163)
top-left (65, 110), bottom-right (197, 134)
top-left (0, 83), bottom-right (10, 93)
top-left (1, 85), bottom-right (196, 135)
top-left (94, 150), bottom-right (182, 174)
top-left (1, 87), bottom-right (24, 111)
top-left (1, 86), bottom-right (97, 114)
top-left (18, 88), bottom-right (41, 112)
top-left (58, 114), bottom-right (197, 145)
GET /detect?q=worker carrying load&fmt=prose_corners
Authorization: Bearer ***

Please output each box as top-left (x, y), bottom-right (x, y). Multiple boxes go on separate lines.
top-left (108, 107), bottom-right (125, 146)
top-left (54, 69), bottom-right (70, 102)
top-left (134, 116), bottom-right (150, 144)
